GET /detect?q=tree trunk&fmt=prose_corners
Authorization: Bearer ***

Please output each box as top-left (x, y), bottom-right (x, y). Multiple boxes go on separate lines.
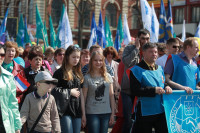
top-left (78, 15), bottom-right (84, 48)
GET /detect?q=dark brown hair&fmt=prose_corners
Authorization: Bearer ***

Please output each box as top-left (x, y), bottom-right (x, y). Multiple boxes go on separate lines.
top-left (61, 45), bottom-right (83, 83)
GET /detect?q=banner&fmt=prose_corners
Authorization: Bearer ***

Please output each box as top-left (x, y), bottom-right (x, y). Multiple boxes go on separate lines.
top-left (163, 90), bottom-right (200, 133)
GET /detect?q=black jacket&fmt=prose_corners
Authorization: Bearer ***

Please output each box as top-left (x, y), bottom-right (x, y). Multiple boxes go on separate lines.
top-left (53, 68), bottom-right (82, 118)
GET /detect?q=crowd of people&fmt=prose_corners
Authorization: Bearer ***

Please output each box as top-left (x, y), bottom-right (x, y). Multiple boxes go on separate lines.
top-left (0, 28), bottom-right (200, 133)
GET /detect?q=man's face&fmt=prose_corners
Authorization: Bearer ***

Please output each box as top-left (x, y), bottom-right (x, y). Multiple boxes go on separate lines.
top-left (167, 42), bottom-right (180, 55)
top-left (187, 40), bottom-right (199, 57)
top-left (143, 47), bottom-right (158, 63)
top-left (139, 34), bottom-right (150, 46)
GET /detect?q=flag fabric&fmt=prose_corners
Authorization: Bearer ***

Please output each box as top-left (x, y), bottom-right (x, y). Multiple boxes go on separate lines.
top-left (6, 31), bottom-right (10, 41)
top-left (16, 14), bottom-right (25, 47)
top-left (150, 3), bottom-right (159, 43)
top-left (35, 5), bottom-right (44, 40)
top-left (163, 90), bottom-right (200, 133)
top-left (55, 4), bottom-right (65, 48)
top-left (29, 32), bottom-right (35, 42)
top-left (43, 21), bottom-right (49, 48)
top-left (195, 22), bottom-right (200, 38)
top-left (158, 0), bottom-right (167, 42)
top-left (114, 14), bottom-right (123, 51)
top-left (97, 11), bottom-right (106, 48)
top-left (59, 8), bottom-right (73, 49)
top-left (165, 0), bottom-right (173, 40)
top-left (123, 14), bottom-right (131, 45)
top-left (140, 0), bottom-right (152, 32)
top-left (0, 8), bottom-right (9, 36)
top-left (0, 33), bottom-right (6, 44)
top-left (24, 16), bottom-right (31, 46)
top-left (49, 15), bottom-right (56, 48)
top-left (104, 16), bottom-right (113, 47)
top-left (181, 20), bottom-right (186, 41)
top-left (88, 13), bottom-right (97, 49)
top-left (14, 74), bottom-right (30, 92)
top-left (11, 37), bottom-right (14, 42)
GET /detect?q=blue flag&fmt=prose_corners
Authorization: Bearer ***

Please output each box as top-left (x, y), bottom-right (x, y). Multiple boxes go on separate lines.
top-left (88, 13), bottom-right (97, 49)
top-left (0, 8), bottom-right (9, 36)
top-left (195, 22), bottom-right (200, 38)
top-left (0, 33), bottom-right (6, 43)
top-left (97, 11), bottom-right (106, 48)
top-left (163, 90), bottom-right (200, 133)
top-left (114, 14), bottom-right (123, 51)
top-left (158, 0), bottom-right (167, 42)
top-left (165, 0), bottom-right (173, 40)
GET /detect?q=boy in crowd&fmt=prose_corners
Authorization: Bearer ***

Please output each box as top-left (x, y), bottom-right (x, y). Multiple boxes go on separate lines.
top-left (20, 71), bottom-right (61, 133)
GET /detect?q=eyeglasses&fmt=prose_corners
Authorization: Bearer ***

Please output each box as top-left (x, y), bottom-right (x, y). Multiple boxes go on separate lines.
top-left (0, 53), bottom-right (5, 58)
top-left (58, 53), bottom-right (65, 56)
top-left (172, 46), bottom-right (180, 49)
top-left (40, 81), bottom-right (57, 85)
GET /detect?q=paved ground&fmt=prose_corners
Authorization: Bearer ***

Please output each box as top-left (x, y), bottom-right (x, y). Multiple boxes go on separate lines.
top-left (80, 127), bottom-right (112, 133)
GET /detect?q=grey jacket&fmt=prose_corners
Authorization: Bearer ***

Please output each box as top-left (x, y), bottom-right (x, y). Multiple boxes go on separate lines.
top-left (121, 44), bottom-right (140, 95)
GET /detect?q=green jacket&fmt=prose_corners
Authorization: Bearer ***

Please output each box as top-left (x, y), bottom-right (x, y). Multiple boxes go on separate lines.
top-left (0, 66), bottom-right (22, 132)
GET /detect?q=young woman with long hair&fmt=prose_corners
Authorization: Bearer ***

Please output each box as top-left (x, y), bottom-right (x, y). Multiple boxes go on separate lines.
top-left (82, 51), bottom-right (115, 133)
top-left (53, 45), bottom-right (85, 133)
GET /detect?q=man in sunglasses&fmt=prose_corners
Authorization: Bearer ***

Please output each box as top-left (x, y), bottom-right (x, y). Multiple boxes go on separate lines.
top-left (156, 38), bottom-right (179, 68)
top-left (165, 38), bottom-right (200, 94)
top-left (51, 48), bottom-right (65, 74)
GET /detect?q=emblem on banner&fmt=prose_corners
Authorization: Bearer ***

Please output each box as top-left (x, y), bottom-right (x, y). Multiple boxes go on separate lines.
top-left (169, 95), bottom-right (200, 133)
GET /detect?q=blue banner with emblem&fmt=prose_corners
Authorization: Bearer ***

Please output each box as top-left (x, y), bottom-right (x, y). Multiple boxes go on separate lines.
top-left (163, 90), bottom-right (200, 133)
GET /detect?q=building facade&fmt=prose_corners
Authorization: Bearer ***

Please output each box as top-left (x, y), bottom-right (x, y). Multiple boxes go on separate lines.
top-left (0, 0), bottom-right (200, 47)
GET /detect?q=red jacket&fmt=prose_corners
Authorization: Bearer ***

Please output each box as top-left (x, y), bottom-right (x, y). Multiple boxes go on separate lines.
top-left (12, 60), bottom-right (28, 104)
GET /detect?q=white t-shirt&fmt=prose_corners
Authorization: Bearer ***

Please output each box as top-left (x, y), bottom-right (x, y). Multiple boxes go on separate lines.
top-left (156, 54), bottom-right (168, 68)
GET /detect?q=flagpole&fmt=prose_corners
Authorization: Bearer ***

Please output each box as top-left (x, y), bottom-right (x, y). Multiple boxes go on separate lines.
top-left (37, 38), bottom-right (39, 45)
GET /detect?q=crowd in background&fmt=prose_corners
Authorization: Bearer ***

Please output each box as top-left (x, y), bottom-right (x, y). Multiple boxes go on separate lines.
top-left (0, 28), bottom-right (200, 133)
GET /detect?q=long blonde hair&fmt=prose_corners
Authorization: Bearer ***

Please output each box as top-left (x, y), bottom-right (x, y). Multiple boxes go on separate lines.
top-left (88, 51), bottom-right (111, 83)
top-left (61, 45), bottom-right (83, 83)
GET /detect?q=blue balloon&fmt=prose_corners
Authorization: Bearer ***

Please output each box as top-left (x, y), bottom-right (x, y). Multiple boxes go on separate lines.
top-left (13, 57), bottom-right (25, 68)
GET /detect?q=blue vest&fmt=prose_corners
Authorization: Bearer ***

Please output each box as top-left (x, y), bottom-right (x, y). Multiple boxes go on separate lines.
top-left (130, 65), bottom-right (165, 116)
top-left (172, 55), bottom-right (200, 90)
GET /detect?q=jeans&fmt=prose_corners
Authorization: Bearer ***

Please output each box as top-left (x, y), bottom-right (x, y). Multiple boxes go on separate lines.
top-left (86, 113), bottom-right (111, 133)
top-left (60, 115), bottom-right (81, 133)
top-left (121, 92), bottom-right (134, 133)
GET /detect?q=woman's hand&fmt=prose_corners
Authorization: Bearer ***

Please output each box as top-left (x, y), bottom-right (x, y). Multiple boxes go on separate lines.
top-left (109, 113), bottom-right (115, 126)
top-left (81, 114), bottom-right (86, 128)
top-left (71, 88), bottom-right (80, 98)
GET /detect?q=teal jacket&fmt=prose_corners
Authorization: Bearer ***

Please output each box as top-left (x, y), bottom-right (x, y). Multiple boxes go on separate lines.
top-left (0, 66), bottom-right (22, 132)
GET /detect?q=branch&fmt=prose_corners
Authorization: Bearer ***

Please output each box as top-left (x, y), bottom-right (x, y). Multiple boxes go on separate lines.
top-left (71, 0), bottom-right (82, 15)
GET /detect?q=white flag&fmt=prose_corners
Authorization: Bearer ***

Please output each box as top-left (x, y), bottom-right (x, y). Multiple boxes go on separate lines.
top-left (123, 14), bottom-right (131, 45)
top-left (59, 8), bottom-right (73, 49)
top-left (181, 20), bottom-right (186, 41)
top-left (140, 0), bottom-right (152, 32)
top-left (150, 3), bottom-right (159, 43)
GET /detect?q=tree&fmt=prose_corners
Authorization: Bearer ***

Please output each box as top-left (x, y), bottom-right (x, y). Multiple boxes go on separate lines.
top-left (71, 0), bottom-right (96, 48)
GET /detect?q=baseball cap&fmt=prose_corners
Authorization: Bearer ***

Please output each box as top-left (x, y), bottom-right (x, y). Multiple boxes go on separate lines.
top-left (34, 71), bottom-right (58, 83)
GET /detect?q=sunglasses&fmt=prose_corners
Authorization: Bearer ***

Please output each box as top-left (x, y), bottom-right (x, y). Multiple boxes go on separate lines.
top-left (0, 53), bottom-right (5, 58)
top-left (40, 81), bottom-right (57, 85)
top-left (72, 45), bottom-right (81, 50)
top-left (172, 46), bottom-right (180, 49)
